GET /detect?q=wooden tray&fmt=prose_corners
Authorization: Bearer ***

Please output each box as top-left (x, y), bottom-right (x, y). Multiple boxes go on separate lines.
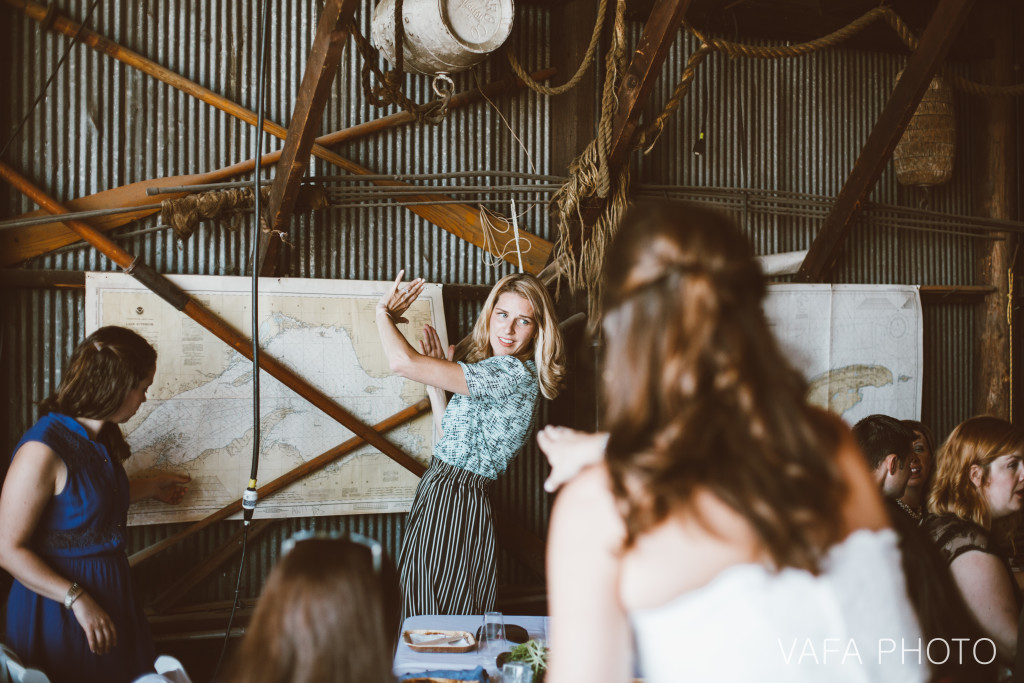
top-left (402, 628), bottom-right (478, 653)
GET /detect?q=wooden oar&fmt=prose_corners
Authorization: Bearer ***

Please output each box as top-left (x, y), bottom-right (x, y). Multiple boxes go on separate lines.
top-left (0, 67), bottom-right (556, 266)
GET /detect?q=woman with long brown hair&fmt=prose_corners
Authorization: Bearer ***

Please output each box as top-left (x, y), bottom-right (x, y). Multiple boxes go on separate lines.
top-left (540, 202), bottom-right (924, 683)
top-left (0, 326), bottom-right (189, 683)
top-left (224, 534), bottom-right (399, 683)
top-left (376, 271), bottom-right (565, 621)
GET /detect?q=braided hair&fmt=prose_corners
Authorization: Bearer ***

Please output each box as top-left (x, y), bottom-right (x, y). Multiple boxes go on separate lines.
top-left (601, 201), bottom-right (846, 573)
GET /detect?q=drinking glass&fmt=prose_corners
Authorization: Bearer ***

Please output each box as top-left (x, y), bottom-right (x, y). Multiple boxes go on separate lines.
top-left (481, 611), bottom-right (505, 655)
top-left (502, 660), bottom-right (533, 683)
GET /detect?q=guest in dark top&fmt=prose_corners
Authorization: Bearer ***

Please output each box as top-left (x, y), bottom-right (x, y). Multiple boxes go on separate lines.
top-left (0, 326), bottom-right (189, 683)
top-left (851, 414), bottom-right (915, 501)
top-left (923, 415), bottom-right (1024, 666)
top-left (899, 420), bottom-right (938, 522)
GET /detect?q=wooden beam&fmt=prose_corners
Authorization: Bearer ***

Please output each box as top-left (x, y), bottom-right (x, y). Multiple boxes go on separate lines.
top-left (0, 159), bottom-right (428, 499)
top-left (605, 0), bottom-right (692, 177)
top-left (794, 0), bottom-right (976, 283)
top-left (0, 69), bottom-right (556, 267)
top-left (150, 519), bottom-right (275, 614)
top-left (127, 399), bottom-right (429, 568)
top-left (577, 0), bottom-right (691, 228)
top-left (256, 0), bottom-right (357, 277)
top-left (5, 0), bottom-right (551, 273)
top-left (971, 0), bottom-right (1017, 419)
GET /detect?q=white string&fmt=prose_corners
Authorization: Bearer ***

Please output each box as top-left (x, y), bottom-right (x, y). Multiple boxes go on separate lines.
top-left (478, 204), bottom-right (533, 268)
top-left (474, 69), bottom-right (537, 175)
top-left (510, 198), bottom-right (523, 273)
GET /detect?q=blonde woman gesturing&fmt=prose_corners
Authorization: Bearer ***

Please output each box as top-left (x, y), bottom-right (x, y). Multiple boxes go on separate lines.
top-left (376, 271), bottom-right (565, 621)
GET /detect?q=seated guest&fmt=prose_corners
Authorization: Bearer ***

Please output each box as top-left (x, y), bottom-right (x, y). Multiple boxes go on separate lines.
top-left (852, 414), bottom-right (916, 501)
top-left (898, 420), bottom-right (937, 522)
top-left (924, 416), bottom-right (1023, 666)
top-left (224, 533), bottom-right (399, 683)
top-left (541, 201), bottom-right (925, 683)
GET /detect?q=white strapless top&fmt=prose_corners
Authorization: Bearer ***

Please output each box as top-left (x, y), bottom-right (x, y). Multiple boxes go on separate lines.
top-left (629, 528), bottom-right (928, 683)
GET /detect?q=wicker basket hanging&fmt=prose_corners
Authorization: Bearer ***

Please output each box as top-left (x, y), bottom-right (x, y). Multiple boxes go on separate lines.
top-left (892, 72), bottom-right (956, 187)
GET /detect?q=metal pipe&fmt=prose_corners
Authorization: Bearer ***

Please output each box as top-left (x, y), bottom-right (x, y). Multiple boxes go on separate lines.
top-left (0, 202), bottom-right (164, 230)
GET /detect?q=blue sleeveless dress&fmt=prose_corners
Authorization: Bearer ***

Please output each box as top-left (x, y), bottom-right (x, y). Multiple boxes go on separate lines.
top-left (5, 413), bottom-right (154, 683)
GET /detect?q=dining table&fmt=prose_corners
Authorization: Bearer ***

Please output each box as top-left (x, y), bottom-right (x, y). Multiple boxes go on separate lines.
top-left (392, 613), bottom-right (548, 680)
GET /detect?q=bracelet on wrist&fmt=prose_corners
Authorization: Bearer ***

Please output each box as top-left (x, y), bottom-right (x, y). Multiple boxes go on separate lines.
top-left (64, 581), bottom-right (84, 610)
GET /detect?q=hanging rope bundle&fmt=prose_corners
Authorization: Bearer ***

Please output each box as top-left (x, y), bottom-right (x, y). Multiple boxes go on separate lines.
top-left (549, 0), bottom-right (631, 322)
top-left (160, 185), bottom-right (328, 241)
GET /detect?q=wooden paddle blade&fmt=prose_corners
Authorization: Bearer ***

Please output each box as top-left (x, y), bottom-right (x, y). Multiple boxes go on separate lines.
top-left (0, 174), bottom-right (208, 265)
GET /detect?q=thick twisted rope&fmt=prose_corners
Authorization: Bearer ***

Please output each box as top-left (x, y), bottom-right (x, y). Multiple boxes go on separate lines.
top-left (638, 6), bottom-right (1022, 150)
top-left (506, 0), bottom-right (609, 96)
top-left (551, 0), bottom-right (631, 320)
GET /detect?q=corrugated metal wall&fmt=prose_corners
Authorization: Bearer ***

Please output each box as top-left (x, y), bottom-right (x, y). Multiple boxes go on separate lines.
top-left (0, 2), bottom-right (994, 617)
top-left (635, 27), bottom-right (984, 439)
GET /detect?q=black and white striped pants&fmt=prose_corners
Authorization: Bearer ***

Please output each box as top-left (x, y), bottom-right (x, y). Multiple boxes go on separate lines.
top-left (398, 457), bottom-right (496, 622)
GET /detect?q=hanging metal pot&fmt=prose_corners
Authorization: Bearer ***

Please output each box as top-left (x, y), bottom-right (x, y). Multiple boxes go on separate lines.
top-left (371, 0), bottom-right (515, 76)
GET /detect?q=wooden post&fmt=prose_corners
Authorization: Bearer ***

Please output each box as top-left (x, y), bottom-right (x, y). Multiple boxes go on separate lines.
top-left (972, 1), bottom-right (1018, 419)
top-left (256, 0), bottom-right (358, 277)
top-left (795, 0), bottom-right (976, 282)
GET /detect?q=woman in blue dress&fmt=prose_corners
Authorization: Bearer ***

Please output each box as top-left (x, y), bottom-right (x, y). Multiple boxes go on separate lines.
top-left (375, 272), bottom-right (565, 620)
top-left (0, 326), bottom-right (189, 683)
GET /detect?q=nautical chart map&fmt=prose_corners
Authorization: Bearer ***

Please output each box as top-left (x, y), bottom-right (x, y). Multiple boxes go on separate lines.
top-left (764, 284), bottom-right (922, 425)
top-left (86, 273), bottom-right (446, 526)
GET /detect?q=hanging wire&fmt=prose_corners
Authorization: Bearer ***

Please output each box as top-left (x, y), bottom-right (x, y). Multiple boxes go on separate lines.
top-left (0, 0), bottom-right (103, 161)
top-left (212, 0), bottom-right (271, 677)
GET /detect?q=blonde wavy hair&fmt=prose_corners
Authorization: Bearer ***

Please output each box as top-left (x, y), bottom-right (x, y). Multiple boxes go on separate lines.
top-left (453, 273), bottom-right (566, 400)
top-left (928, 415), bottom-right (1024, 529)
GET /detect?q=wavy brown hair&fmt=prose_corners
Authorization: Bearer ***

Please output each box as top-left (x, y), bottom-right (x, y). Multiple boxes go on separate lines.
top-left (226, 537), bottom-right (400, 683)
top-left (39, 326), bottom-right (156, 462)
top-left (454, 272), bottom-right (566, 399)
top-left (928, 415), bottom-right (1024, 529)
top-left (602, 202), bottom-right (845, 573)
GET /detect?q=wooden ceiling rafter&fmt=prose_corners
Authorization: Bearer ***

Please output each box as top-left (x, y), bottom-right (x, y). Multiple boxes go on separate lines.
top-left (257, 0), bottom-right (359, 276)
top-left (577, 0), bottom-right (693, 230)
top-left (795, 0), bottom-right (977, 282)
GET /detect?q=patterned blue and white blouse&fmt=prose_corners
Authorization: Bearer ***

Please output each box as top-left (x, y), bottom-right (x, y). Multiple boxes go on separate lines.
top-left (433, 354), bottom-right (540, 480)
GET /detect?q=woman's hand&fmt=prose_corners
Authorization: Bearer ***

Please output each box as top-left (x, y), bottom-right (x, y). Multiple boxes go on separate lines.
top-left (377, 270), bottom-right (425, 325)
top-left (537, 426), bottom-right (609, 492)
top-left (71, 592), bottom-right (118, 655)
top-left (130, 472), bottom-right (190, 505)
top-left (151, 473), bottom-right (190, 504)
top-left (419, 324), bottom-right (455, 362)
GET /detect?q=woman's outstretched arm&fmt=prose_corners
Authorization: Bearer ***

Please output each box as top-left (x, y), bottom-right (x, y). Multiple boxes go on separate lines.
top-left (375, 270), bottom-right (468, 395)
top-left (546, 464), bottom-right (633, 683)
top-left (419, 323), bottom-right (454, 439)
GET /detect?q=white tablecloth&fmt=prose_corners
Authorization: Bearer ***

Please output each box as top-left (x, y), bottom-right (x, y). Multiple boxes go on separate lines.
top-left (392, 614), bottom-right (548, 679)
